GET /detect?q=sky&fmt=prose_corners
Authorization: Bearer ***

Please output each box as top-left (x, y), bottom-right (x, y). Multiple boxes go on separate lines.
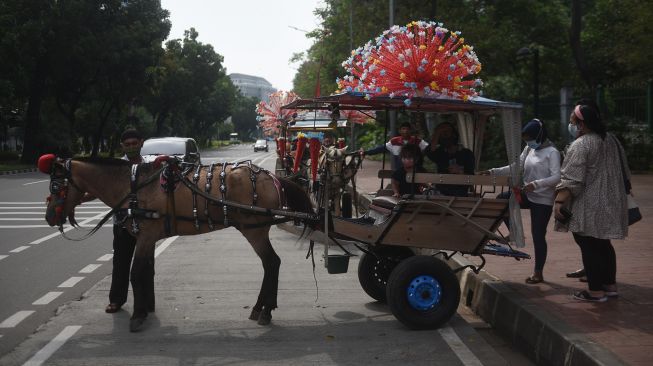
top-left (160, 0), bottom-right (324, 91)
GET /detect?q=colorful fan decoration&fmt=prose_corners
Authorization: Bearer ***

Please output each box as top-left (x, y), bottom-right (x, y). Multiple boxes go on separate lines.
top-left (336, 21), bottom-right (483, 105)
top-left (340, 109), bottom-right (375, 124)
top-left (256, 91), bottom-right (300, 136)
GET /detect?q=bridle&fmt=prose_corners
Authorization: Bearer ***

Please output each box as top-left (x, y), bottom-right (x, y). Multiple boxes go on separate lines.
top-left (46, 158), bottom-right (80, 230)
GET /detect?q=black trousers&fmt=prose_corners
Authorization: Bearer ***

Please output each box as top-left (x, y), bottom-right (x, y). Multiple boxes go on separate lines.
top-left (109, 225), bottom-right (136, 305)
top-left (572, 233), bottom-right (617, 292)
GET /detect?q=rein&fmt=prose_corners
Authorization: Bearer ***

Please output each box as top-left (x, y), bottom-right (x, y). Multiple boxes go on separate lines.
top-left (58, 163), bottom-right (166, 241)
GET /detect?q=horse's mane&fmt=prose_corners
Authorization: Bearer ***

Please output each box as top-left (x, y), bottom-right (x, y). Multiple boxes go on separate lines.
top-left (73, 157), bottom-right (131, 166)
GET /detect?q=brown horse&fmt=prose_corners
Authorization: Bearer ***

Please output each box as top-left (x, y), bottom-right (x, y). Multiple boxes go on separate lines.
top-left (40, 155), bottom-right (315, 332)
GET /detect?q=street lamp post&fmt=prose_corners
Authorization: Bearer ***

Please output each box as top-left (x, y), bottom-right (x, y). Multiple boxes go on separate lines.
top-left (517, 47), bottom-right (540, 117)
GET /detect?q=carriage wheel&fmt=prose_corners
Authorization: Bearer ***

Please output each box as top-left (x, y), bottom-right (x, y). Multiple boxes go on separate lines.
top-left (357, 246), bottom-right (414, 302)
top-left (341, 192), bottom-right (352, 218)
top-left (386, 255), bottom-right (460, 330)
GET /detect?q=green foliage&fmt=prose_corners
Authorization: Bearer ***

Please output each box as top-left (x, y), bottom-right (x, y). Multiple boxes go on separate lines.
top-left (231, 95), bottom-right (260, 140)
top-left (0, 151), bottom-right (19, 162)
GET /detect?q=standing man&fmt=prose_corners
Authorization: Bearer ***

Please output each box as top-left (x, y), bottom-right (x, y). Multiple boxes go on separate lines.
top-left (105, 128), bottom-right (145, 313)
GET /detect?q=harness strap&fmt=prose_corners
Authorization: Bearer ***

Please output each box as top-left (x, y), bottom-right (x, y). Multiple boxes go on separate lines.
top-left (219, 162), bottom-right (229, 227)
top-left (129, 164), bottom-right (140, 234)
top-left (192, 164), bottom-right (202, 230)
top-left (205, 163), bottom-right (216, 230)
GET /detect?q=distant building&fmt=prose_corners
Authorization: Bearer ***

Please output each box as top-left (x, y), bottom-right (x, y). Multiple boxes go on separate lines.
top-left (228, 73), bottom-right (276, 102)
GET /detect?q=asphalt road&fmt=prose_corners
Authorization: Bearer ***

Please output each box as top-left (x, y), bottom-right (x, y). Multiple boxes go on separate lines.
top-left (0, 143), bottom-right (532, 365)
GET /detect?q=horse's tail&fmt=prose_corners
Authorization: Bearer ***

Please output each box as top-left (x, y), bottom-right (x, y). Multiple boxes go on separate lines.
top-left (278, 177), bottom-right (317, 231)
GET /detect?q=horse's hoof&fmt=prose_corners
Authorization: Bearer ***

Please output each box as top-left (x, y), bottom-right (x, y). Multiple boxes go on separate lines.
top-left (129, 317), bottom-right (145, 332)
top-left (257, 314), bottom-right (271, 326)
top-left (257, 307), bottom-right (272, 326)
top-left (248, 308), bottom-right (261, 321)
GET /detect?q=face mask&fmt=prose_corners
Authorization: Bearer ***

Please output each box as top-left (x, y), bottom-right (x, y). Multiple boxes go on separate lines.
top-left (525, 140), bottom-right (540, 150)
top-left (568, 123), bottom-right (579, 138)
top-left (123, 146), bottom-right (140, 159)
top-left (438, 137), bottom-right (454, 147)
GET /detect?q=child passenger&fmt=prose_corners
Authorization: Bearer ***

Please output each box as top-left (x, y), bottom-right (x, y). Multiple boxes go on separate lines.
top-left (391, 144), bottom-right (426, 198)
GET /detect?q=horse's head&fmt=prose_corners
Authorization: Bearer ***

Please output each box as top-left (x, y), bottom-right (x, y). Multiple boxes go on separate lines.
top-left (38, 154), bottom-right (84, 228)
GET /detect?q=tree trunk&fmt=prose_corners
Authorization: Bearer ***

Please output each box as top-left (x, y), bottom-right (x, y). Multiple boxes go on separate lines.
top-left (569, 0), bottom-right (594, 90)
top-left (20, 59), bottom-right (47, 164)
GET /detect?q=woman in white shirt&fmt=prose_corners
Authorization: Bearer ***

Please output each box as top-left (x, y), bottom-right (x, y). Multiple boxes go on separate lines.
top-left (482, 119), bottom-right (561, 284)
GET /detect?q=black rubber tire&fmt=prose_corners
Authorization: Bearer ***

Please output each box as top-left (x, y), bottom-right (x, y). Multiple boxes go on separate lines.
top-left (341, 192), bottom-right (353, 218)
top-left (357, 246), bottom-right (414, 302)
top-left (386, 255), bottom-right (461, 330)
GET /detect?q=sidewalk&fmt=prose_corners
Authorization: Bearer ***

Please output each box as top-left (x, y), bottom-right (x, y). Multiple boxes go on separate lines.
top-left (353, 158), bottom-right (653, 366)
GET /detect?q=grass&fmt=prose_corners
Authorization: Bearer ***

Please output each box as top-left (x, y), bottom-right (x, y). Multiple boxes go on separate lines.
top-left (0, 162), bottom-right (34, 172)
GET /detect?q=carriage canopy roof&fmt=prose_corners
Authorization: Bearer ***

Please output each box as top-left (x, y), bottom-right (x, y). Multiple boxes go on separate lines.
top-left (281, 92), bottom-right (522, 114)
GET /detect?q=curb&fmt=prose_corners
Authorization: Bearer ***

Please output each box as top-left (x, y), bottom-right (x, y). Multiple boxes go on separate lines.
top-left (448, 254), bottom-right (626, 366)
top-left (0, 167), bottom-right (37, 175)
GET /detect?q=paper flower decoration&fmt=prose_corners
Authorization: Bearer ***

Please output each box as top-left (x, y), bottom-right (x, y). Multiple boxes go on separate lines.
top-left (337, 21), bottom-right (483, 102)
top-left (340, 109), bottom-right (375, 124)
top-left (256, 91), bottom-right (300, 136)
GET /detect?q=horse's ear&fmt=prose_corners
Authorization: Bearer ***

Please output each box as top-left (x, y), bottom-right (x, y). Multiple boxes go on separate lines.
top-left (38, 154), bottom-right (57, 174)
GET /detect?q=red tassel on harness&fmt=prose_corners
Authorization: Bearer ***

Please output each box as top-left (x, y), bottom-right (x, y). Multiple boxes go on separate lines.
top-left (293, 136), bottom-right (307, 173)
top-left (38, 154), bottom-right (56, 174)
top-left (337, 138), bottom-right (345, 149)
top-left (309, 137), bottom-right (321, 182)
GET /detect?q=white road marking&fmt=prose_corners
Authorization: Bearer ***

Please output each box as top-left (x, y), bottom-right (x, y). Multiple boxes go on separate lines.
top-left (0, 225), bottom-right (111, 229)
top-left (155, 236), bottom-right (179, 258)
top-left (97, 254), bottom-right (113, 261)
top-left (22, 180), bottom-right (49, 186)
top-left (22, 325), bottom-right (81, 366)
top-left (0, 202), bottom-right (46, 204)
top-left (439, 326), bottom-right (484, 366)
top-left (58, 277), bottom-right (84, 288)
top-left (0, 311), bottom-right (35, 328)
top-left (0, 255), bottom-right (8, 261)
top-left (9, 246), bottom-right (30, 253)
top-left (29, 210), bottom-right (110, 244)
top-left (32, 292), bottom-right (63, 305)
top-left (0, 212), bottom-right (106, 215)
top-left (0, 218), bottom-right (98, 221)
top-left (79, 264), bottom-right (101, 273)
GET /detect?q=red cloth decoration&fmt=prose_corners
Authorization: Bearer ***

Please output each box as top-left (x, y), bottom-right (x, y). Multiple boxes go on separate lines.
top-left (293, 136), bottom-right (307, 173)
top-left (309, 138), bottom-right (321, 182)
top-left (337, 138), bottom-right (345, 149)
top-left (38, 154), bottom-right (56, 174)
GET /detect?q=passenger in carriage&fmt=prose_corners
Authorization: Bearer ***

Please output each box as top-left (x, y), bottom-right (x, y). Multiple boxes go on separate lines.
top-left (425, 122), bottom-right (475, 196)
top-left (391, 144), bottom-right (427, 198)
top-left (480, 119), bottom-right (561, 285)
top-left (322, 133), bottom-right (335, 148)
top-left (359, 121), bottom-right (428, 171)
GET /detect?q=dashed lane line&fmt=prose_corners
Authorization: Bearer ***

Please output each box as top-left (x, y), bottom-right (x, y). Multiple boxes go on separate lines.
top-left (96, 254), bottom-right (113, 261)
top-left (9, 246), bottom-right (30, 253)
top-left (57, 277), bottom-right (84, 288)
top-left (22, 180), bottom-right (49, 186)
top-left (155, 236), bottom-right (179, 258)
top-left (78, 264), bottom-right (101, 274)
top-left (439, 326), bottom-right (484, 366)
top-left (32, 292), bottom-right (63, 306)
top-left (0, 311), bottom-right (35, 328)
top-left (22, 325), bottom-right (81, 366)
top-left (0, 255), bottom-right (7, 261)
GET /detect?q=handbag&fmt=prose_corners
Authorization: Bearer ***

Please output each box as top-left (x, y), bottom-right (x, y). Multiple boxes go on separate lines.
top-left (627, 194), bottom-right (643, 225)
top-left (613, 134), bottom-right (642, 226)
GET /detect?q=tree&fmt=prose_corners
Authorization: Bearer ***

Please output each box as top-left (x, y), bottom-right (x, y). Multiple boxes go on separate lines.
top-left (231, 94), bottom-right (260, 140)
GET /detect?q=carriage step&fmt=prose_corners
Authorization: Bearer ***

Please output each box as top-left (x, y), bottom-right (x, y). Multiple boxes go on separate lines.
top-left (482, 242), bottom-right (531, 260)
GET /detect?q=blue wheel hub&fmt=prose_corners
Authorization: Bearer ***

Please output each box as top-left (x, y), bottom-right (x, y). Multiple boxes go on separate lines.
top-left (406, 275), bottom-right (441, 311)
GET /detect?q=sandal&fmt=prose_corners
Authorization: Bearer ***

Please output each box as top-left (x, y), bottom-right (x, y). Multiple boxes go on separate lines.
top-left (572, 290), bottom-right (607, 303)
top-left (105, 303), bottom-right (121, 313)
top-left (525, 274), bottom-right (543, 284)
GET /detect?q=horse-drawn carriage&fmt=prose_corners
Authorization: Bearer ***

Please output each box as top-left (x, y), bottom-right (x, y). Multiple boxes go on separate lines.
top-left (281, 91), bottom-right (529, 329)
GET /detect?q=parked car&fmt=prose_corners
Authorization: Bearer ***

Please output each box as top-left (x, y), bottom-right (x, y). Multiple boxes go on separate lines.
top-left (254, 139), bottom-right (269, 152)
top-left (141, 137), bottom-right (201, 165)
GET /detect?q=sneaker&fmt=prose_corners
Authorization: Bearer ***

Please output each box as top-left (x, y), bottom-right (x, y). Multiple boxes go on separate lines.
top-left (604, 291), bottom-right (619, 298)
top-left (573, 290), bottom-right (607, 303)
